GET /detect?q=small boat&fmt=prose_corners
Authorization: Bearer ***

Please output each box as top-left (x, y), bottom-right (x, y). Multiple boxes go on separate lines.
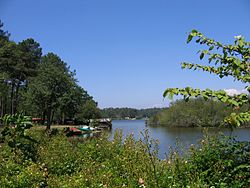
top-left (77, 125), bottom-right (95, 132)
top-left (64, 127), bottom-right (82, 136)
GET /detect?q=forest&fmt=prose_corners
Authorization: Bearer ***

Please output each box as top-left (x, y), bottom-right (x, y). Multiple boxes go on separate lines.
top-left (101, 107), bottom-right (164, 119)
top-left (0, 21), bottom-right (101, 128)
top-left (149, 98), bottom-right (250, 127)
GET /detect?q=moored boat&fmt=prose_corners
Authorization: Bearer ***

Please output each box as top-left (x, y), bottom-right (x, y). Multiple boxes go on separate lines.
top-left (64, 127), bottom-right (82, 136)
top-left (77, 125), bottom-right (95, 132)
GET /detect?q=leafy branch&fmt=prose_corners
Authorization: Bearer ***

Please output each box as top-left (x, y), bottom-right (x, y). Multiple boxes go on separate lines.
top-left (164, 30), bottom-right (250, 127)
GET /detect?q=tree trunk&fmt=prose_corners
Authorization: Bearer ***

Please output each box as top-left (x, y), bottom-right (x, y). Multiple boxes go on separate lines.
top-left (1, 81), bottom-right (8, 116)
top-left (51, 110), bottom-right (55, 125)
top-left (13, 81), bottom-right (20, 114)
top-left (0, 96), bottom-right (2, 118)
top-left (46, 108), bottom-right (52, 130)
top-left (62, 112), bottom-right (65, 125)
top-left (4, 95), bottom-right (7, 116)
top-left (10, 81), bottom-right (15, 115)
top-left (42, 110), bottom-right (46, 125)
top-left (0, 96), bottom-right (5, 117)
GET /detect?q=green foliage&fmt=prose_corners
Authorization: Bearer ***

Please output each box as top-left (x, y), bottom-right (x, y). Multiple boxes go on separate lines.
top-left (149, 98), bottom-right (245, 127)
top-left (0, 20), bottom-right (10, 43)
top-left (0, 129), bottom-right (249, 187)
top-left (163, 134), bottom-right (250, 187)
top-left (2, 113), bottom-right (26, 124)
top-left (0, 33), bottom-right (42, 115)
top-left (186, 135), bottom-right (250, 187)
top-left (23, 53), bottom-right (75, 128)
top-left (56, 85), bottom-right (94, 122)
top-left (0, 114), bottom-right (37, 162)
top-left (164, 30), bottom-right (250, 127)
top-left (76, 100), bottom-right (101, 121)
top-left (0, 20), bottom-right (99, 126)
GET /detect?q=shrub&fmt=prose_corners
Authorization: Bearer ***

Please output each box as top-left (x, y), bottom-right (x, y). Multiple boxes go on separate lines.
top-left (0, 128), bottom-right (249, 187)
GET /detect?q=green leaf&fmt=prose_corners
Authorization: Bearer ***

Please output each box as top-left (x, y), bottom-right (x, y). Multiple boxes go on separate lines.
top-left (163, 90), bottom-right (169, 98)
top-left (209, 46), bottom-right (214, 51)
top-left (168, 93), bottom-right (174, 100)
top-left (187, 35), bottom-right (193, 43)
top-left (200, 52), bottom-right (204, 60)
top-left (191, 29), bottom-right (198, 35)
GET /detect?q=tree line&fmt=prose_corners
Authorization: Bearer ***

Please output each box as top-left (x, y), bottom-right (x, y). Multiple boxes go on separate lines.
top-left (149, 98), bottom-right (249, 127)
top-left (101, 107), bottom-right (164, 119)
top-left (0, 21), bottom-right (100, 128)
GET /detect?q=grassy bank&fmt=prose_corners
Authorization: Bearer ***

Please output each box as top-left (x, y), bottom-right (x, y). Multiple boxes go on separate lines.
top-left (0, 128), bottom-right (250, 187)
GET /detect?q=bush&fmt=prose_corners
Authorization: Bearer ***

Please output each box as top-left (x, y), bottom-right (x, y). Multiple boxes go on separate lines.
top-left (187, 136), bottom-right (250, 187)
top-left (149, 98), bottom-right (238, 127)
top-left (0, 128), bottom-right (249, 187)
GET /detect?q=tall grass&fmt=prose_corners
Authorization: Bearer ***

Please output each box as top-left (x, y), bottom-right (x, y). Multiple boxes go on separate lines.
top-left (0, 129), bottom-right (249, 187)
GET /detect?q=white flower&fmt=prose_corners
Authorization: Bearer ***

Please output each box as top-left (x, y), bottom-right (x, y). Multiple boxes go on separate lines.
top-left (234, 35), bottom-right (242, 39)
top-left (138, 178), bottom-right (145, 184)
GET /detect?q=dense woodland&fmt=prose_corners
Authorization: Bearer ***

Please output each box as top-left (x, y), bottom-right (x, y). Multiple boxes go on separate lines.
top-left (149, 98), bottom-right (250, 127)
top-left (0, 21), bottom-right (101, 128)
top-left (101, 107), bottom-right (164, 119)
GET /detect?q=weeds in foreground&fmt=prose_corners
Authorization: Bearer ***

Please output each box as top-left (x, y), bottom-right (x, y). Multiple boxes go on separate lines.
top-left (0, 127), bottom-right (249, 187)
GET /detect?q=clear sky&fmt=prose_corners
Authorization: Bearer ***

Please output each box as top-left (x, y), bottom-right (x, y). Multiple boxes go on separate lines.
top-left (0, 0), bottom-right (249, 109)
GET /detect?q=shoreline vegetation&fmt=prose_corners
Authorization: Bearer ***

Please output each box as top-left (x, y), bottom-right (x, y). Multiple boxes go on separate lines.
top-left (101, 107), bottom-right (164, 120)
top-left (0, 115), bottom-right (249, 187)
top-left (148, 98), bottom-right (250, 128)
top-left (0, 127), bottom-right (249, 187)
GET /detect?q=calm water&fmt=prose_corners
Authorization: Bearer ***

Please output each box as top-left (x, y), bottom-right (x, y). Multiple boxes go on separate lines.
top-left (110, 120), bottom-right (250, 159)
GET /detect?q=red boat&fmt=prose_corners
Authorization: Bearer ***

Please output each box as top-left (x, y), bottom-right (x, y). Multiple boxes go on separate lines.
top-left (64, 127), bottom-right (82, 136)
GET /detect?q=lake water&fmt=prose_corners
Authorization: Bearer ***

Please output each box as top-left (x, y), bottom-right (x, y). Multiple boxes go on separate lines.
top-left (110, 120), bottom-right (250, 159)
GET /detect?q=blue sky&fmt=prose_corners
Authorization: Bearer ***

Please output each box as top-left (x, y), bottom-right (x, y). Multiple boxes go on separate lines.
top-left (1, 0), bottom-right (249, 109)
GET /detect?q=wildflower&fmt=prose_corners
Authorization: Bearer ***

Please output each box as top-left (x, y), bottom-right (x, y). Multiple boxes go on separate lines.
top-left (234, 106), bottom-right (240, 110)
top-left (138, 178), bottom-right (144, 184)
top-left (138, 178), bottom-right (146, 188)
